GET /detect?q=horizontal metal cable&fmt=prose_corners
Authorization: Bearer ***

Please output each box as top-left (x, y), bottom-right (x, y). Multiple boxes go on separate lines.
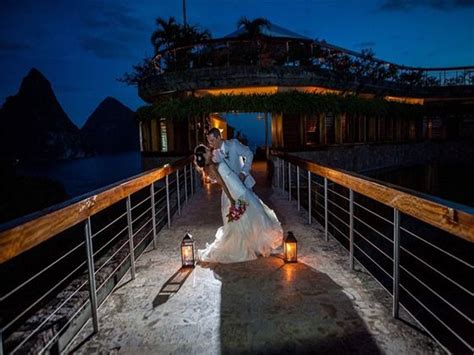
top-left (133, 228), bottom-right (154, 252)
top-left (0, 240), bottom-right (85, 302)
top-left (131, 205), bottom-right (152, 225)
top-left (94, 239), bottom-right (130, 276)
top-left (353, 243), bottom-right (393, 280)
top-left (153, 184), bottom-right (166, 196)
top-left (311, 181), bottom-right (324, 189)
top-left (400, 265), bottom-right (472, 323)
top-left (326, 187), bottom-right (350, 201)
top-left (313, 209), bottom-right (325, 221)
top-left (10, 278), bottom-right (89, 353)
top-left (91, 211), bottom-right (127, 239)
top-left (353, 228), bottom-right (393, 261)
top-left (400, 226), bottom-right (472, 267)
top-left (327, 209), bottom-right (350, 229)
top-left (154, 204), bottom-right (166, 215)
top-left (400, 245), bottom-right (473, 296)
top-left (38, 297), bottom-right (89, 354)
top-left (96, 250), bottom-right (132, 293)
top-left (2, 259), bottom-right (87, 332)
top-left (399, 284), bottom-right (473, 350)
top-left (352, 254), bottom-right (393, 295)
top-left (353, 214), bottom-right (394, 244)
top-left (327, 197), bottom-right (349, 215)
top-left (93, 224), bottom-right (128, 258)
top-left (133, 218), bottom-right (153, 238)
top-left (131, 195), bottom-right (152, 211)
top-left (154, 194), bottom-right (166, 207)
top-left (327, 220), bottom-right (349, 241)
top-left (353, 201), bottom-right (393, 225)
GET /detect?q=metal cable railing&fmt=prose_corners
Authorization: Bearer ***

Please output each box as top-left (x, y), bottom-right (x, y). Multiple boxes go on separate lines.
top-left (273, 153), bottom-right (474, 354)
top-left (0, 159), bottom-right (200, 354)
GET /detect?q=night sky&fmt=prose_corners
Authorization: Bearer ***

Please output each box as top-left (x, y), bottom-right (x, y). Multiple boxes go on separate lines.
top-left (1, 0), bottom-right (473, 131)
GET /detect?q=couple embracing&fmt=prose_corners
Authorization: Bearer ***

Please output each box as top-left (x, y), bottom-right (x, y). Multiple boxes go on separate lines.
top-left (194, 128), bottom-right (283, 264)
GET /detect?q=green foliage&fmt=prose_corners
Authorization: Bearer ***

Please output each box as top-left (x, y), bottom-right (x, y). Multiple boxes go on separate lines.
top-left (136, 92), bottom-right (424, 121)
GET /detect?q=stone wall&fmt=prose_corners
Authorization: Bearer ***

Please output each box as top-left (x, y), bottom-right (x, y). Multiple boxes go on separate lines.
top-left (291, 140), bottom-right (474, 173)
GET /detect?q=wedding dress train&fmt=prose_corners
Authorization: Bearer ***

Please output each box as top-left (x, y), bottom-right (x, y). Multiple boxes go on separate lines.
top-left (197, 162), bottom-right (283, 263)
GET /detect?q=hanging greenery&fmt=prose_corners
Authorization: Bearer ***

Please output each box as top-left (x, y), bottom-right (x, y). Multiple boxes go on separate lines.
top-left (136, 92), bottom-right (424, 121)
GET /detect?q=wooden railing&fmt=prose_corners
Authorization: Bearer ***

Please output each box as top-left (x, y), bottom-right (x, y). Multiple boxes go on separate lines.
top-left (272, 151), bottom-right (473, 353)
top-left (0, 156), bottom-right (193, 264)
top-left (0, 155), bottom-right (197, 354)
top-left (273, 152), bottom-right (474, 243)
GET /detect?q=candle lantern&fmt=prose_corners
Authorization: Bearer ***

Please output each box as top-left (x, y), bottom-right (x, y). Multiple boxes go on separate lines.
top-left (284, 231), bottom-right (298, 263)
top-left (181, 233), bottom-right (195, 267)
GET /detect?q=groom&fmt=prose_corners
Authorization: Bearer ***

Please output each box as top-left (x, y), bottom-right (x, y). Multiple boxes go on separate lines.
top-left (206, 128), bottom-right (255, 189)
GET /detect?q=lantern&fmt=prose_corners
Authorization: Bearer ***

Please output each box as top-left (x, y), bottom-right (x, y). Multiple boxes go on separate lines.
top-left (181, 233), bottom-right (195, 267)
top-left (284, 231), bottom-right (298, 263)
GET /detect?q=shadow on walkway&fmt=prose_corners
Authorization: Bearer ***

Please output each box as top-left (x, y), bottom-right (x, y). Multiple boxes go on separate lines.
top-left (152, 267), bottom-right (193, 308)
top-left (211, 256), bottom-right (381, 354)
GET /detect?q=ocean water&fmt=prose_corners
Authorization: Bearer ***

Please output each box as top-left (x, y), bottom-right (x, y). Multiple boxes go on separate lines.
top-left (17, 150), bottom-right (143, 198)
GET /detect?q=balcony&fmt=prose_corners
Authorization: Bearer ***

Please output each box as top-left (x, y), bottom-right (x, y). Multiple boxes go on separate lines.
top-left (138, 38), bottom-right (474, 102)
top-left (0, 157), bottom-right (472, 354)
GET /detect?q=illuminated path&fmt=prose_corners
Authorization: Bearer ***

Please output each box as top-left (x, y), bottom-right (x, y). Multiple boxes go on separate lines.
top-left (67, 162), bottom-right (441, 354)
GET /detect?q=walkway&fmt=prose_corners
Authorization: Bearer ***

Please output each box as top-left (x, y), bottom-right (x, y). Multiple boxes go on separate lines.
top-left (67, 162), bottom-right (441, 354)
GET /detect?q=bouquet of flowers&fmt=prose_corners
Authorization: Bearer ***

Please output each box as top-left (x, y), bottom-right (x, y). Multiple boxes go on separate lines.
top-left (226, 199), bottom-right (248, 222)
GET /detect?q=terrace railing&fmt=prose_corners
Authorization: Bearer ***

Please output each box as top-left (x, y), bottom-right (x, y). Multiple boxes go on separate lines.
top-left (151, 38), bottom-right (474, 88)
top-left (272, 151), bottom-right (473, 354)
top-left (0, 156), bottom-right (199, 354)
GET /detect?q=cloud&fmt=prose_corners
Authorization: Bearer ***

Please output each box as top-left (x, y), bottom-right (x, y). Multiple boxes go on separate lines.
top-left (355, 41), bottom-right (376, 49)
top-left (0, 39), bottom-right (31, 51)
top-left (80, 35), bottom-right (134, 59)
top-left (378, 0), bottom-right (474, 11)
top-left (81, 3), bottom-right (150, 32)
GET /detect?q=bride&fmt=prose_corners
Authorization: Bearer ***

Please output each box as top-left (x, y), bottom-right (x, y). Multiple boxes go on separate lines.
top-left (194, 144), bottom-right (283, 263)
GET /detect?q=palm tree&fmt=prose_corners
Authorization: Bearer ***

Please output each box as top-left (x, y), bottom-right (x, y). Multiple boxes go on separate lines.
top-left (236, 17), bottom-right (271, 39)
top-left (151, 17), bottom-right (182, 53)
top-left (150, 17), bottom-right (211, 70)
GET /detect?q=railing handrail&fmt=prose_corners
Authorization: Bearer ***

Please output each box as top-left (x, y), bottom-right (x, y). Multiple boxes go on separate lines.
top-left (153, 37), bottom-right (474, 73)
top-left (272, 151), bottom-right (474, 243)
top-left (0, 156), bottom-right (194, 264)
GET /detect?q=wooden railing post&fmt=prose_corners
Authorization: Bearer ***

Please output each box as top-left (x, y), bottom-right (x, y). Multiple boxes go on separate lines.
top-left (126, 196), bottom-right (136, 280)
top-left (84, 217), bottom-right (99, 333)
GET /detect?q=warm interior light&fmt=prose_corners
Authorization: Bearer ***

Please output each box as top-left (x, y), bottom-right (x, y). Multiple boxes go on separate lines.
top-left (284, 231), bottom-right (298, 263)
top-left (181, 233), bottom-right (195, 267)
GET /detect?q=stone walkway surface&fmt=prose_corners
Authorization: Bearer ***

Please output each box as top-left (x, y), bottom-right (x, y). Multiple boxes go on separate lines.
top-left (68, 162), bottom-right (442, 354)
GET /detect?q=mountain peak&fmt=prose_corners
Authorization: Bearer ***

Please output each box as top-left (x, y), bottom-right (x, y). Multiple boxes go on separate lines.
top-left (19, 67), bottom-right (54, 98)
top-left (81, 97), bottom-right (138, 154)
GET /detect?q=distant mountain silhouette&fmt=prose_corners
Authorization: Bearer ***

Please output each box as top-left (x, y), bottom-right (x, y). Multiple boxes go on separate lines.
top-left (81, 97), bottom-right (139, 154)
top-left (0, 68), bottom-right (85, 161)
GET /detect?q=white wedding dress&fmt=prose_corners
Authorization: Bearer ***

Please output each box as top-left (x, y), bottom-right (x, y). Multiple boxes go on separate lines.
top-left (197, 162), bottom-right (284, 263)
